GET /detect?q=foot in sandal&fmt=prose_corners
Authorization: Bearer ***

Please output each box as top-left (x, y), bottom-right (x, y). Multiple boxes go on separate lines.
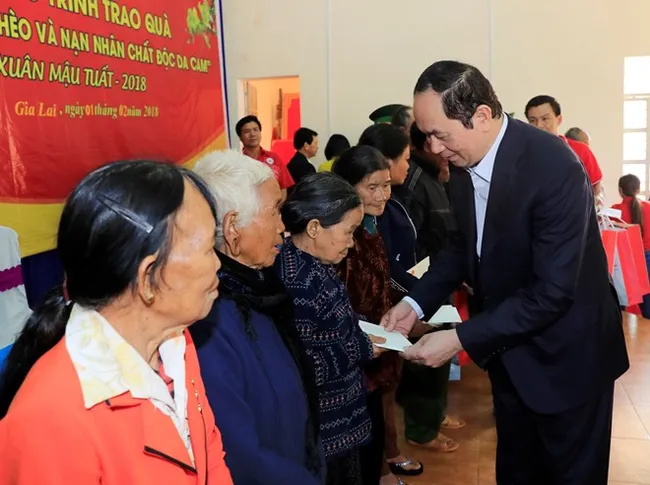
top-left (441, 414), bottom-right (467, 429)
top-left (386, 455), bottom-right (423, 476)
top-left (380, 472), bottom-right (410, 485)
top-left (407, 432), bottom-right (460, 453)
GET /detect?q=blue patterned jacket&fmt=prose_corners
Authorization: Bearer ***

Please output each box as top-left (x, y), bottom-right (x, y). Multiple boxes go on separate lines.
top-left (274, 238), bottom-right (374, 459)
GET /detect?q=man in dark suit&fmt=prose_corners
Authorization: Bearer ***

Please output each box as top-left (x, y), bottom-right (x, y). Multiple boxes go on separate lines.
top-left (381, 60), bottom-right (629, 485)
top-left (287, 127), bottom-right (318, 185)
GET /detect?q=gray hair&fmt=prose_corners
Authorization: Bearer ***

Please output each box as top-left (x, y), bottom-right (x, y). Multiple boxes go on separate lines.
top-left (565, 127), bottom-right (588, 143)
top-left (193, 150), bottom-right (274, 246)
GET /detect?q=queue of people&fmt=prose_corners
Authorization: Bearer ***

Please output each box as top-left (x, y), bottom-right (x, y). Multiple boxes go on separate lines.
top-left (0, 59), bottom-right (628, 485)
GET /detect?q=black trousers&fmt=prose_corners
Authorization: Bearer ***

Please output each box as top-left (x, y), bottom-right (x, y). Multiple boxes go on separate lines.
top-left (490, 362), bottom-right (614, 485)
top-left (326, 450), bottom-right (363, 485)
top-left (359, 389), bottom-right (385, 485)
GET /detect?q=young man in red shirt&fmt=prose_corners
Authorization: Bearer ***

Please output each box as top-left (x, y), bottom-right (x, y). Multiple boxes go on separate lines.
top-left (236, 115), bottom-right (294, 198)
top-left (525, 95), bottom-right (603, 197)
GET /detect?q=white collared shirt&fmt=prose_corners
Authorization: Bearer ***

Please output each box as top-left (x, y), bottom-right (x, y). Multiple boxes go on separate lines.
top-left (403, 116), bottom-right (509, 318)
top-left (65, 304), bottom-right (194, 464)
top-left (468, 115), bottom-right (508, 258)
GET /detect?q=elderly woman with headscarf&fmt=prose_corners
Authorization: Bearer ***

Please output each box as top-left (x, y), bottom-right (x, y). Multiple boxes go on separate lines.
top-left (190, 150), bottom-right (323, 485)
top-left (0, 161), bottom-right (232, 485)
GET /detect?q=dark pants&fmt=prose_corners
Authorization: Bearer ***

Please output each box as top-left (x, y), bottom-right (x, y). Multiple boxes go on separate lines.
top-left (640, 251), bottom-right (650, 318)
top-left (326, 450), bottom-right (363, 485)
top-left (360, 390), bottom-right (385, 485)
top-left (397, 360), bottom-right (450, 443)
top-left (490, 362), bottom-right (614, 485)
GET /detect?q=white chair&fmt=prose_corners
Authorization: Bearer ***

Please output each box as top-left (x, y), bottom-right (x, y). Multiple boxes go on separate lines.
top-left (0, 227), bottom-right (31, 355)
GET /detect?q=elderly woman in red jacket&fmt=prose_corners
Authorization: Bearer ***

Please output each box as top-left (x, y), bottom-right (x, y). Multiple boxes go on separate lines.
top-left (0, 161), bottom-right (232, 485)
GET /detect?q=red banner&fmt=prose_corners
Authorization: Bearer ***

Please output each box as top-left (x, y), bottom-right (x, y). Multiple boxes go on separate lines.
top-left (0, 0), bottom-right (228, 256)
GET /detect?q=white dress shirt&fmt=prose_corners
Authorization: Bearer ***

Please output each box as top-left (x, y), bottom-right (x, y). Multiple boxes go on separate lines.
top-left (404, 116), bottom-right (509, 319)
top-left (468, 115), bottom-right (508, 258)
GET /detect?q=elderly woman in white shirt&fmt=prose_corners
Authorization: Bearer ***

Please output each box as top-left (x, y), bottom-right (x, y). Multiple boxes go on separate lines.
top-left (0, 161), bottom-right (233, 485)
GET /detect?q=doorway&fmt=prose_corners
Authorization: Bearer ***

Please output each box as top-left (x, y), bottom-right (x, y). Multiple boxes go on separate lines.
top-left (239, 76), bottom-right (301, 161)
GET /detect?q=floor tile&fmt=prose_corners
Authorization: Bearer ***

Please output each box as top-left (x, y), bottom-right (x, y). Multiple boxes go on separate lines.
top-left (615, 381), bottom-right (632, 405)
top-left (612, 404), bottom-right (649, 439)
top-left (395, 313), bottom-right (650, 485)
top-left (633, 404), bottom-right (650, 436)
top-left (609, 438), bottom-right (650, 484)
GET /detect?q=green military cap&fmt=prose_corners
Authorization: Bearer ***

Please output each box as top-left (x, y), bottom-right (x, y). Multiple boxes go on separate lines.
top-left (369, 104), bottom-right (406, 124)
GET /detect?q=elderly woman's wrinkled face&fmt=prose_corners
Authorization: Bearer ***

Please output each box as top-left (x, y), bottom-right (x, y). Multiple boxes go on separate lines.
top-left (237, 178), bottom-right (285, 269)
top-left (148, 180), bottom-right (221, 329)
top-left (312, 206), bottom-right (364, 265)
top-left (355, 169), bottom-right (391, 217)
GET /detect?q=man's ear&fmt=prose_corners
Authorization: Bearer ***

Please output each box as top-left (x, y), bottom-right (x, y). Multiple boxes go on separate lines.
top-left (473, 104), bottom-right (493, 131)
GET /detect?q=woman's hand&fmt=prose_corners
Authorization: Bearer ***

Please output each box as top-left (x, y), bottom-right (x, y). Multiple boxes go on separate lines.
top-left (368, 334), bottom-right (387, 357)
top-left (408, 321), bottom-right (432, 339)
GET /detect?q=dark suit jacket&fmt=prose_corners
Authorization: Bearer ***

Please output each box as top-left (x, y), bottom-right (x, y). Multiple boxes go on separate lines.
top-left (287, 152), bottom-right (316, 185)
top-left (409, 117), bottom-right (629, 414)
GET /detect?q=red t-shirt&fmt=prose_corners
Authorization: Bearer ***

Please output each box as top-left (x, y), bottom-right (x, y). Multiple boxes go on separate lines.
top-left (243, 147), bottom-right (295, 189)
top-left (612, 197), bottom-right (650, 250)
top-left (559, 135), bottom-right (603, 186)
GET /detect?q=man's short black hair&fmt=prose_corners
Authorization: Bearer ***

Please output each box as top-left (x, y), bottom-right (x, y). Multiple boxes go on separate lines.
top-left (414, 60), bottom-right (503, 129)
top-left (236, 115), bottom-right (262, 137)
top-left (525, 95), bottom-right (561, 119)
top-left (410, 123), bottom-right (427, 152)
top-left (293, 127), bottom-right (318, 150)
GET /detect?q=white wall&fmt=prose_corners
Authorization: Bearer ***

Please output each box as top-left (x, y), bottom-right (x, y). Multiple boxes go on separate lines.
top-left (221, 0), bottom-right (328, 153)
top-left (489, 0), bottom-right (650, 201)
top-left (328, 0), bottom-right (490, 142)
top-left (221, 0), bottom-right (650, 199)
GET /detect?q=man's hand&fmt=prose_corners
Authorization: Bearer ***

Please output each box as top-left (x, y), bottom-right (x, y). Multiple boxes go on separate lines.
top-left (402, 329), bottom-right (463, 367)
top-left (381, 301), bottom-right (418, 335)
top-left (368, 335), bottom-right (387, 357)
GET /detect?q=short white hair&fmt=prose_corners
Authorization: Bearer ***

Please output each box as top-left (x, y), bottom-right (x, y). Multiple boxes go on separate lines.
top-left (193, 150), bottom-right (274, 246)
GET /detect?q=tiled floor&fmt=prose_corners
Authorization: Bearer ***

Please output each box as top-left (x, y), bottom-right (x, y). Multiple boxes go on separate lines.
top-left (395, 313), bottom-right (650, 485)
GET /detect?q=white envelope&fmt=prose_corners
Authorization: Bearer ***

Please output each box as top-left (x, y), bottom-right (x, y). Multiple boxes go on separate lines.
top-left (600, 207), bottom-right (622, 219)
top-left (427, 305), bottom-right (462, 324)
top-left (408, 257), bottom-right (430, 279)
top-left (358, 321), bottom-right (412, 352)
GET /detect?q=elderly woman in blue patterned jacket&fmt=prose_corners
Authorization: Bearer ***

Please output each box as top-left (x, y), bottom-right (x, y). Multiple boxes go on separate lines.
top-left (275, 172), bottom-right (386, 485)
top-left (191, 150), bottom-right (323, 485)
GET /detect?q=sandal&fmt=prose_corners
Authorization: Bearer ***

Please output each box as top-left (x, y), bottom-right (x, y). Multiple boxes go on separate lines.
top-left (380, 474), bottom-right (410, 485)
top-left (387, 456), bottom-right (423, 476)
top-left (441, 415), bottom-right (466, 430)
top-left (407, 433), bottom-right (460, 453)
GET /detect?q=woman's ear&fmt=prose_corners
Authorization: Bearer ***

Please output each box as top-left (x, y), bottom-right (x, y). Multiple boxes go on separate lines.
top-left (137, 254), bottom-right (158, 305)
top-left (222, 210), bottom-right (241, 256)
top-left (306, 219), bottom-right (321, 239)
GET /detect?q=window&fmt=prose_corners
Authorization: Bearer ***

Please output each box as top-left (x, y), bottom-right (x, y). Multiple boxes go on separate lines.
top-left (623, 56), bottom-right (650, 198)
